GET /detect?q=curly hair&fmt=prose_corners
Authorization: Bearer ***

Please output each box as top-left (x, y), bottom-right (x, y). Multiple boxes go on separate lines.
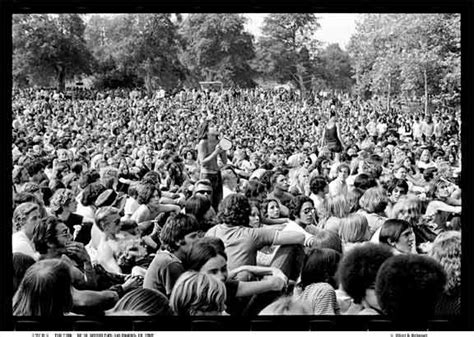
top-left (170, 271), bottom-right (226, 316)
top-left (309, 175), bottom-right (328, 195)
top-left (217, 194), bottom-right (251, 228)
top-left (135, 181), bottom-right (159, 205)
top-left (49, 188), bottom-right (75, 215)
top-left (288, 195), bottom-right (313, 220)
top-left (160, 213), bottom-right (202, 252)
top-left (376, 254), bottom-right (447, 321)
top-left (429, 231), bottom-right (461, 295)
top-left (337, 243), bottom-right (393, 304)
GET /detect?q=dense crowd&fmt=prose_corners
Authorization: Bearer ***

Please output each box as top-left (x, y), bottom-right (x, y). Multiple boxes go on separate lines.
top-left (11, 86), bottom-right (461, 321)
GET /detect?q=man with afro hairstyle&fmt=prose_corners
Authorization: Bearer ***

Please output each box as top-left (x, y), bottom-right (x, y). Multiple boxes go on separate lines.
top-left (336, 243), bottom-right (393, 314)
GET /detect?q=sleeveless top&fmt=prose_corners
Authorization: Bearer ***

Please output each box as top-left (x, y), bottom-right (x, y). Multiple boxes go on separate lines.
top-left (325, 124), bottom-right (339, 144)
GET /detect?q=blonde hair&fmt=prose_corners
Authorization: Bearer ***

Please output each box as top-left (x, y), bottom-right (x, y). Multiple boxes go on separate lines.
top-left (339, 213), bottom-right (370, 243)
top-left (429, 231), bottom-right (461, 294)
top-left (325, 194), bottom-right (351, 218)
top-left (170, 271), bottom-right (226, 316)
top-left (390, 195), bottom-right (422, 226)
top-left (359, 187), bottom-right (388, 213)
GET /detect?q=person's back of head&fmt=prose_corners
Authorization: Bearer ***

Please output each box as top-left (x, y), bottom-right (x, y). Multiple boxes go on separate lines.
top-left (311, 229), bottom-right (343, 254)
top-left (13, 258), bottom-right (73, 316)
top-left (186, 237), bottom-right (227, 272)
top-left (309, 175), bottom-right (328, 195)
top-left (13, 253), bottom-right (36, 295)
top-left (359, 187), bottom-right (388, 214)
top-left (185, 195), bottom-right (212, 223)
top-left (375, 254), bottom-right (446, 323)
top-left (108, 288), bottom-right (172, 316)
top-left (338, 213), bottom-right (370, 244)
top-left (217, 194), bottom-right (251, 228)
top-left (337, 243), bottom-right (393, 305)
top-left (353, 173), bottom-right (377, 192)
top-left (170, 271), bottom-right (226, 316)
top-left (300, 248), bottom-right (341, 289)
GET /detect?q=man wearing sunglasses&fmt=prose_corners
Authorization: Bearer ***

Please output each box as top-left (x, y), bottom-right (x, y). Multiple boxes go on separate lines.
top-left (193, 179), bottom-right (214, 206)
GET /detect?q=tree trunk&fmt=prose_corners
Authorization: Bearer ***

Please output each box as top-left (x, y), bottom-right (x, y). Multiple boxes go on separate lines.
top-left (424, 67), bottom-right (429, 116)
top-left (56, 64), bottom-right (66, 92)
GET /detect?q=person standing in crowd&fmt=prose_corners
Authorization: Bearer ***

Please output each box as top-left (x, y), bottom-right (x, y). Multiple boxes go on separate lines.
top-left (197, 120), bottom-right (228, 211)
top-left (322, 111), bottom-right (345, 162)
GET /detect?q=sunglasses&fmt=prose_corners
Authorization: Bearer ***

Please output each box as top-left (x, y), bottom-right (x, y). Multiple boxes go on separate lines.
top-left (302, 208), bottom-right (315, 215)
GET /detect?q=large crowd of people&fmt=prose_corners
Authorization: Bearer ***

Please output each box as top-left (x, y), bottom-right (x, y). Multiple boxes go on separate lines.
top-left (11, 86), bottom-right (461, 321)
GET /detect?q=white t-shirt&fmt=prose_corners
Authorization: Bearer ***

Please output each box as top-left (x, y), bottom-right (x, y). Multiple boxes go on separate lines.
top-left (12, 231), bottom-right (39, 261)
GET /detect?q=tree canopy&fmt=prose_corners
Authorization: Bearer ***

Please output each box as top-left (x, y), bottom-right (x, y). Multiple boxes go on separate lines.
top-left (12, 13), bottom-right (460, 104)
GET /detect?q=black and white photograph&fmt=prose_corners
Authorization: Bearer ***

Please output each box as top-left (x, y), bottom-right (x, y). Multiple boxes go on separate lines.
top-left (4, 8), bottom-right (472, 332)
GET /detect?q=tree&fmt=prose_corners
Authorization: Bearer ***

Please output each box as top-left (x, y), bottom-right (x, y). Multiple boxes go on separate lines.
top-left (85, 14), bottom-right (187, 94)
top-left (125, 14), bottom-right (187, 95)
top-left (315, 43), bottom-right (354, 92)
top-left (253, 14), bottom-right (320, 95)
top-left (13, 14), bottom-right (93, 90)
top-left (179, 14), bottom-right (256, 87)
top-left (348, 14), bottom-right (460, 111)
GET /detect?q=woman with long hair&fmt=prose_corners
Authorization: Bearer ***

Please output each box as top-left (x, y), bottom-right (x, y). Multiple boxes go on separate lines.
top-left (293, 248), bottom-right (341, 315)
top-left (321, 111), bottom-right (344, 162)
top-left (13, 259), bottom-right (73, 316)
top-left (170, 271), bottom-right (227, 316)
